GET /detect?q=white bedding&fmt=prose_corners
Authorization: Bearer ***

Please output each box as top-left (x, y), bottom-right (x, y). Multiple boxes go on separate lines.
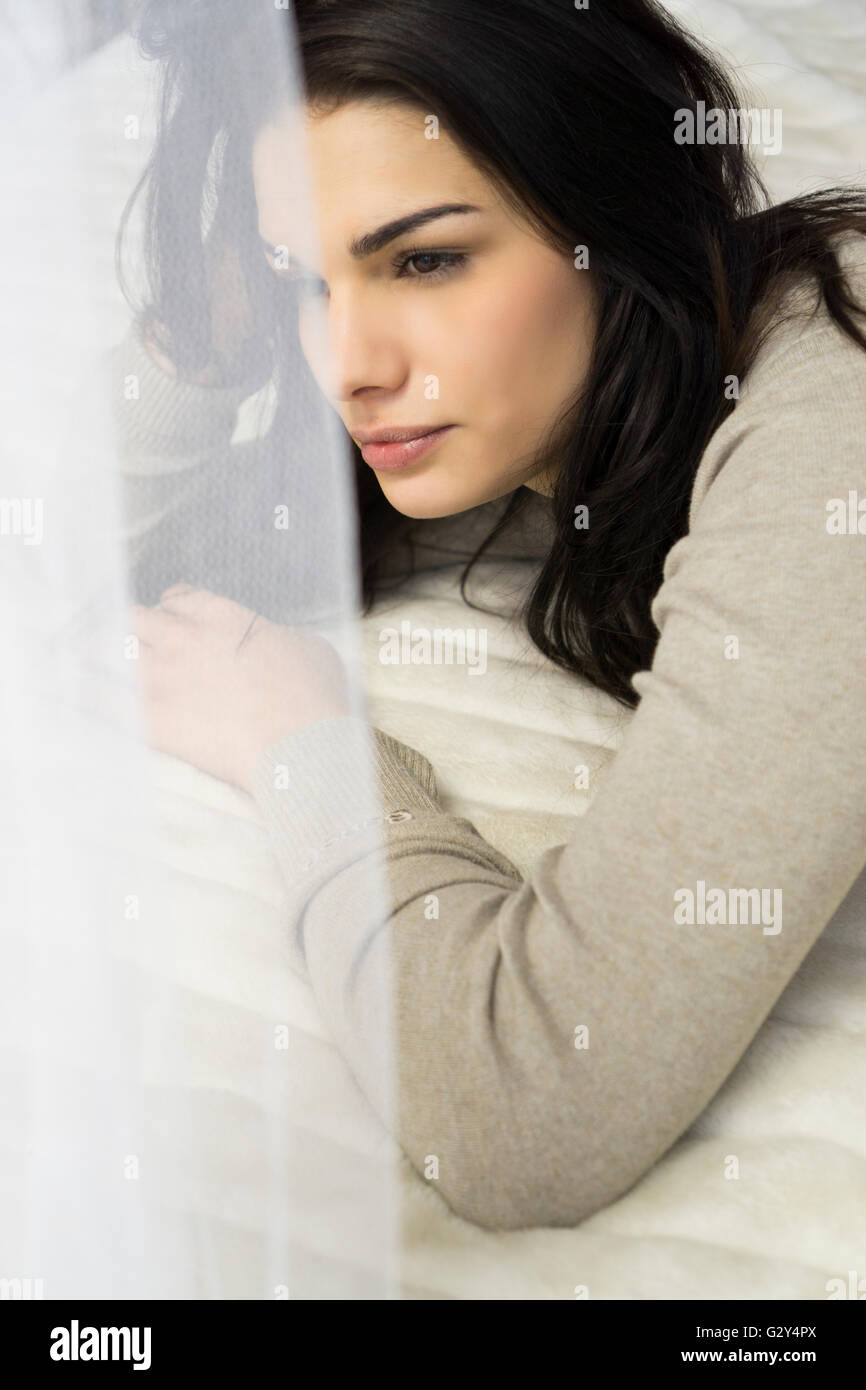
top-left (129, 547), bottom-right (866, 1299)
top-left (49, 1), bottom-right (866, 1296)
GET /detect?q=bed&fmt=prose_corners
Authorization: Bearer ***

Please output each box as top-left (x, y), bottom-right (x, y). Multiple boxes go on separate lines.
top-left (39, 0), bottom-right (866, 1298)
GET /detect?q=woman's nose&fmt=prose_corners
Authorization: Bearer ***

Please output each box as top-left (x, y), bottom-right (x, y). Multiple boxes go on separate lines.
top-left (302, 291), bottom-right (407, 401)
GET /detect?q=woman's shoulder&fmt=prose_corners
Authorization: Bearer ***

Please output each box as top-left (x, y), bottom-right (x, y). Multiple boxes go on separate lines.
top-left (740, 229), bottom-right (866, 390)
top-left (687, 229), bottom-right (866, 525)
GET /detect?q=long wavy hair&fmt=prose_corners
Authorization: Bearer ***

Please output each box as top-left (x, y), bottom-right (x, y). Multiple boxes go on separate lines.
top-left (121, 0), bottom-right (866, 707)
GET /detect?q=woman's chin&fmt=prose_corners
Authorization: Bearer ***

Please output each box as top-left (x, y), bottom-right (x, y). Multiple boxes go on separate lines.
top-left (375, 461), bottom-right (515, 520)
top-left (374, 471), bottom-right (475, 520)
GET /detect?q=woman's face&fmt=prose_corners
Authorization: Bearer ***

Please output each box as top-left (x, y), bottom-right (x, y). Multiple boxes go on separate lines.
top-left (252, 99), bottom-right (597, 517)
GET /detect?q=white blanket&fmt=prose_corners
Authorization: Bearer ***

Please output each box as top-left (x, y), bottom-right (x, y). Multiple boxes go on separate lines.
top-left (50, 0), bottom-right (866, 1297)
top-left (132, 545), bottom-right (866, 1299)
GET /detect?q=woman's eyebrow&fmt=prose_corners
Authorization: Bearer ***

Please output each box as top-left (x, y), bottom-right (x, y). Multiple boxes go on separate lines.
top-left (261, 202), bottom-right (483, 271)
top-left (348, 202), bottom-right (483, 257)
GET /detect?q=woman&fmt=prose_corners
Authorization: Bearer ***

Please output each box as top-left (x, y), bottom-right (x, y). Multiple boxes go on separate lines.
top-left (112, 0), bottom-right (866, 1229)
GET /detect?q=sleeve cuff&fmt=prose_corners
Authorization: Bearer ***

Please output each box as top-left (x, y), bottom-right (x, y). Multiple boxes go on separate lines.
top-left (250, 714), bottom-right (443, 885)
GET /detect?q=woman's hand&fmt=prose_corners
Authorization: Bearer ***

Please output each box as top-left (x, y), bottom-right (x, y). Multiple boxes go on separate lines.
top-left (123, 584), bottom-right (353, 792)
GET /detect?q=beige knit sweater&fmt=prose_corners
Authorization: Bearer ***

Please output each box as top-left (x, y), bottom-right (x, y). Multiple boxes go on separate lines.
top-left (107, 235), bottom-right (866, 1231)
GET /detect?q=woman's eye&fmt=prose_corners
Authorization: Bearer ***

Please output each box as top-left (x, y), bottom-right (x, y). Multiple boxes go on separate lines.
top-left (395, 250), bottom-right (468, 282)
top-left (268, 249), bottom-right (467, 299)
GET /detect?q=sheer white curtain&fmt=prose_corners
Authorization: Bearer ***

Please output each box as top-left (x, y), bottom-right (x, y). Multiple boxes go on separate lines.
top-left (0, 0), bottom-right (399, 1300)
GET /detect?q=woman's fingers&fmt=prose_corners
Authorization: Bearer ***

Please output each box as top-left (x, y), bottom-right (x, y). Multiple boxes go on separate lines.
top-left (156, 584), bottom-right (223, 620)
top-left (74, 601), bottom-right (192, 678)
top-left (157, 585), bottom-right (262, 649)
top-left (127, 603), bottom-right (185, 645)
top-left (158, 582), bottom-right (198, 608)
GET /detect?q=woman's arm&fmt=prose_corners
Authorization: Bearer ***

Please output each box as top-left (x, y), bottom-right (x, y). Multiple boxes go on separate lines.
top-left (249, 317), bottom-right (866, 1231)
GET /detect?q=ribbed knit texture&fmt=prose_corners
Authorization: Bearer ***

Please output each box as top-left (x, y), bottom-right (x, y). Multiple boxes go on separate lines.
top-left (114, 317), bottom-right (252, 464)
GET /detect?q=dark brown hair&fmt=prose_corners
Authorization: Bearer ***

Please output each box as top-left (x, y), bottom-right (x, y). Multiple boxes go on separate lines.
top-left (125, 0), bottom-right (866, 705)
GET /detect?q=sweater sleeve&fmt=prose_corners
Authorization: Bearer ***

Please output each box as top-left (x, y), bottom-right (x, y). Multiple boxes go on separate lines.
top-left (104, 317), bottom-right (256, 569)
top-left (256, 319), bottom-right (866, 1233)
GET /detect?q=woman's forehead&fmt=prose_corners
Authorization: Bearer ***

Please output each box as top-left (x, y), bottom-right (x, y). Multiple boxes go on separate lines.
top-left (252, 100), bottom-right (495, 266)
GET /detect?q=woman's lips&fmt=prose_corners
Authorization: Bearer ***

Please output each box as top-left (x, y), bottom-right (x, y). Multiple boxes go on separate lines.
top-left (360, 426), bottom-right (455, 471)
